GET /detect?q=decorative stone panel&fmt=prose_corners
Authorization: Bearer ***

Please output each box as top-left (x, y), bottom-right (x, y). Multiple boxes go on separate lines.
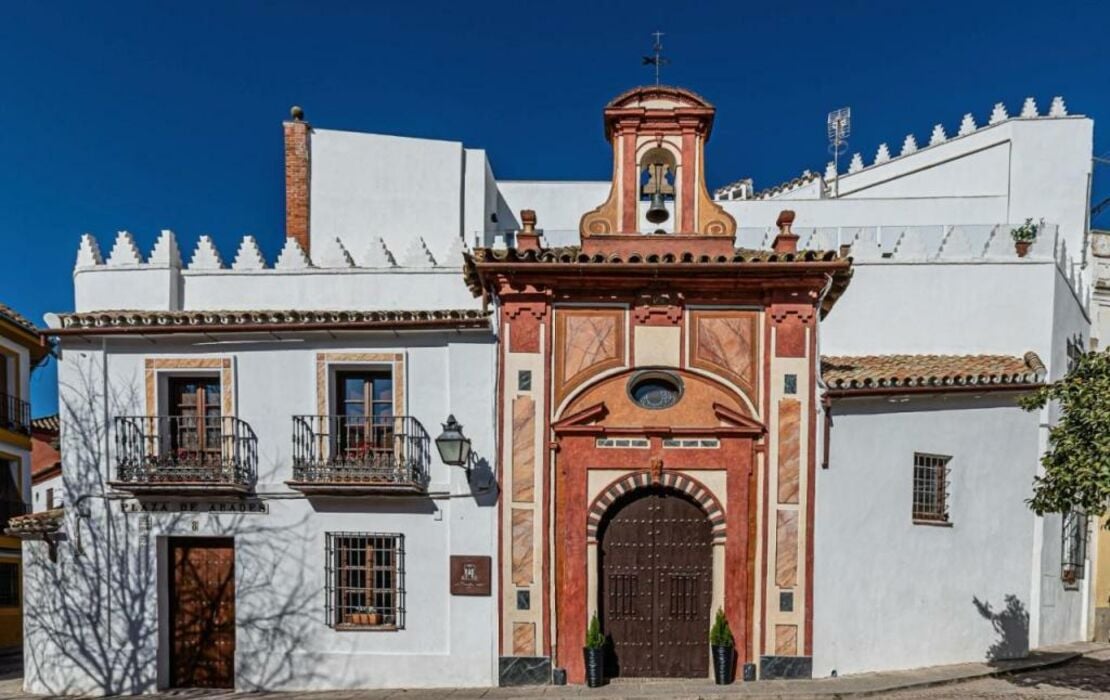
top-left (777, 399), bottom-right (801, 504)
top-left (511, 397), bottom-right (535, 502)
top-left (511, 509), bottom-right (534, 586)
top-left (689, 310), bottom-right (758, 399)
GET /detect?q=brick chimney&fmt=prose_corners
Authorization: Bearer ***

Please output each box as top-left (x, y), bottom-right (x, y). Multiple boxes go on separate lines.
top-left (284, 106), bottom-right (311, 254)
top-left (516, 210), bottom-right (541, 252)
top-left (772, 210), bottom-right (799, 254)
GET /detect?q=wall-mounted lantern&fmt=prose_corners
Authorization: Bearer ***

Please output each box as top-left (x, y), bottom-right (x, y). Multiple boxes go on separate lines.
top-left (435, 414), bottom-right (472, 467)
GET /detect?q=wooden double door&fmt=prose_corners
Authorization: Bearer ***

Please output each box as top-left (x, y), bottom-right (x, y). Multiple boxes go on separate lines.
top-left (599, 487), bottom-right (712, 678)
top-left (169, 538), bottom-right (235, 688)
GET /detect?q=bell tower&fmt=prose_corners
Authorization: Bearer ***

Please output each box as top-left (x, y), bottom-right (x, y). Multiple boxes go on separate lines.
top-left (579, 85), bottom-right (737, 254)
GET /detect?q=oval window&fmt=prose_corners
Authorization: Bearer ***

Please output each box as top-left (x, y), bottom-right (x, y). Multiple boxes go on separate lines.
top-left (628, 371), bottom-right (683, 410)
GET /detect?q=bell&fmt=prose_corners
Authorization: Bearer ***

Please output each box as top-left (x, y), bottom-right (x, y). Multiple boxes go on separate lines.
top-left (646, 192), bottom-right (670, 224)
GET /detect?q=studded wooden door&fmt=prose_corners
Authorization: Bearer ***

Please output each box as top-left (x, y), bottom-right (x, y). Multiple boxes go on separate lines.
top-left (599, 487), bottom-right (712, 678)
top-left (170, 538), bottom-right (235, 688)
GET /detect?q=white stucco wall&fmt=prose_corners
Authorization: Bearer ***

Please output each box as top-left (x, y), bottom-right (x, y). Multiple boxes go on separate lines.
top-left (310, 129), bottom-right (465, 263)
top-left (814, 394), bottom-right (1045, 676)
top-left (23, 331), bottom-right (498, 695)
top-left (822, 261), bottom-right (1059, 358)
top-left (31, 473), bottom-right (62, 513)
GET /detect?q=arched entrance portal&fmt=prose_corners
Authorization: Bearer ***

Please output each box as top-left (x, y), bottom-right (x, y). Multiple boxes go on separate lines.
top-left (598, 486), bottom-right (712, 678)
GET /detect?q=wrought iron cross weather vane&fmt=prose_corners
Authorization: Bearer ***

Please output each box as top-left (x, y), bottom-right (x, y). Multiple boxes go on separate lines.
top-left (642, 31), bottom-right (669, 86)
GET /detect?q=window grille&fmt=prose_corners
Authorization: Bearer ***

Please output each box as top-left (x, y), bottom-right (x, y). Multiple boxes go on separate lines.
top-left (662, 438), bottom-right (720, 449)
top-left (325, 532), bottom-right (404, 629)
top-left (595, 437), bottom-right (649, 448)
top-left (1061, 510), bottom-right (1088, 586)
top-left (912, 453), bottom-right (951, 523)
top-left (1066, 335), bottom-right (1084, 374)
top-left (0, 563), bottom-right (18, 606)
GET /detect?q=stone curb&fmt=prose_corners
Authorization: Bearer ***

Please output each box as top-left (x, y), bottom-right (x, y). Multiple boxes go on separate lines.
top-left (829, 651), bottom-right (1082, 699)
top-left (483, 650), bottom-right (1088, 699)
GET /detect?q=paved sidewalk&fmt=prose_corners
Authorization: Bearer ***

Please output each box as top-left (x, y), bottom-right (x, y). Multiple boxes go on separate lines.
top-left (0, 642), bottom-right (1104, 699)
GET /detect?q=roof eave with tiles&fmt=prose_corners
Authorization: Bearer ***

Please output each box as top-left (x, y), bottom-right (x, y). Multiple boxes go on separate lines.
top-left (821, 352), bottom-right (1045, 393)
top-left (48, 308), bottom-right (491, 335)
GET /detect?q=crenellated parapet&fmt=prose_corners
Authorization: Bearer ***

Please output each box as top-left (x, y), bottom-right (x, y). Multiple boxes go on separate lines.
top-left (74, 230), bottom-right (470, 273)
top-left (822, 95), bottom-right (1074, 188)
top-left (714, 95), bottom-right (1077, 202)
top-left (72, 231), bottom-right (478, 313)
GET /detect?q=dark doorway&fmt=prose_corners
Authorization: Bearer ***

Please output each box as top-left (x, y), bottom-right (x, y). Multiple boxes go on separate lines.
top-left (169, 538), bottom-right (235, 688)
top-left (599, 486), bottom-right (712, 678)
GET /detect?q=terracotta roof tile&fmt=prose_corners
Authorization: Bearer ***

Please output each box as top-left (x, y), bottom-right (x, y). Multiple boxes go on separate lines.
top-left (467, 246), bottom-right (840, 265)
top-left (822, 352), bottom-right (1045, 391)
top-left (0, 302), bottom-right (38, 334)
top-left (463, 245), bottom-right (852, 318)
top-left (31, 414), bottom-right (59, 433)
top-left (5, 507), bottom-right (63, 537)
top-left (48, 308), bottom-right (490, 335)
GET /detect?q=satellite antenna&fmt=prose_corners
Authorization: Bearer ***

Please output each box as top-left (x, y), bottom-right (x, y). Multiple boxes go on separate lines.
top-left (642, 31), bottom-right (669, 86)
top-left (827, 107), bottom-right (851, 198)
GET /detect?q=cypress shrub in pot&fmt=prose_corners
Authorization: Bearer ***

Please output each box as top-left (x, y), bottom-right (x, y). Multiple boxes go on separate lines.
top-left (583, 611), bottom-right (605, 687)
top-left (710, 608), bottom-right (735, 684)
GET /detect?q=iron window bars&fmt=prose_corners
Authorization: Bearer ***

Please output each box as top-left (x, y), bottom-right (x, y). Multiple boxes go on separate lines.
top-left (114, 415), bottom-right (257, 486)
top-left (1061, 510), bottom-right (1088, 587)
top-left (326, 532), bottom-right (405, 630)
top-left (912, 453), bottom-right (951, 523)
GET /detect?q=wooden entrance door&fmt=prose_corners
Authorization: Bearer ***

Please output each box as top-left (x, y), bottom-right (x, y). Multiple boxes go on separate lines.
top-left (599, 487), bottom-right (712, 678)
top-left (170, 538), bottom-right (235, 688)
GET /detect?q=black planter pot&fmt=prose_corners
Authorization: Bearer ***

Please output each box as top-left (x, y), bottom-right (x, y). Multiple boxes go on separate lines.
top-left (712, 644), bottom-right (735, 685)
top-left (583, 647), bottom-right (605, 687)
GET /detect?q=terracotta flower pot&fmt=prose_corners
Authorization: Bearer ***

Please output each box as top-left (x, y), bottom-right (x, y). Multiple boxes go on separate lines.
top-left (367, 612), bottom-right (382, 625)
top-left (1015, 240), bottom-right (1032, 257)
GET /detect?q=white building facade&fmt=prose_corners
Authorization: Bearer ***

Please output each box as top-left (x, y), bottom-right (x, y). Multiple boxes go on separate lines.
top-left (17, 88), bottom-right (1097, 693)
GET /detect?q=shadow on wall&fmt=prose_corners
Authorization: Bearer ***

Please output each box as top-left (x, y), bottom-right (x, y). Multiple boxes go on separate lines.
top-left (973, 594), bottom-right (1030, 661)
top-left (21, 358), bottom-right (326, 695)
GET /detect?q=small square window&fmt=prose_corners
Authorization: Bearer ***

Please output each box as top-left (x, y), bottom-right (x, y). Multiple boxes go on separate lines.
top-left (517, 590), bottom-right (531, 610)
top-left (913, 453), bottom-right (951, 524)
top-left (784, 374), bottom-right (797, 395)
top-left (518, 370), bottom-right (532, 392)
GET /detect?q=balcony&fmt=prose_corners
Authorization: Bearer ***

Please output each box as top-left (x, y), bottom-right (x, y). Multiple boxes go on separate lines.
top-left (289, 415), bottom-right (430, 495)
top-left (112, 415), bottom-right (257, 495)
top-left (0, 393), bottom-right (31, 435)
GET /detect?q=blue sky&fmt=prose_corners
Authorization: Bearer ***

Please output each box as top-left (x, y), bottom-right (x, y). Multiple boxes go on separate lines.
top-left (2, 0), bottom-right (1107, 415)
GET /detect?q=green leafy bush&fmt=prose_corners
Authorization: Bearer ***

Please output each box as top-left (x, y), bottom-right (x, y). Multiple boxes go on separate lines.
top-left (585, 611), bottom-right (604, 650)
top-left (1020, 349), bottom-right (1110, 518)
top-left (709, 608), bottom-right (734, 647)
top-left (1011, 218), bottom-right (1040, 243)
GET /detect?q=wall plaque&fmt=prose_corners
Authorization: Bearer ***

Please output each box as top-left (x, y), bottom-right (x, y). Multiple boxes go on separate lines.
top-left (450, 555), bottom-right (492, 596)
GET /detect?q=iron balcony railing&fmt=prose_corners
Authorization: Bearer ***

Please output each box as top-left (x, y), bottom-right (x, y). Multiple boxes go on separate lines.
top-left (291, 415), bottom-right (430, 489)
top-left (0, 393), bottom-right (31, 434)
top-left (114, 415), bottom-right (257, 487)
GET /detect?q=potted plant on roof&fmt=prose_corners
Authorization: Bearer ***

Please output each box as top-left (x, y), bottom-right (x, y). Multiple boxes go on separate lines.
top-left (583, 611), bottom-right (605, 687)
top-left (1011, 218), bottom-right (1040, 258)
top-left (710, 608), bottom-right (735, 685)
